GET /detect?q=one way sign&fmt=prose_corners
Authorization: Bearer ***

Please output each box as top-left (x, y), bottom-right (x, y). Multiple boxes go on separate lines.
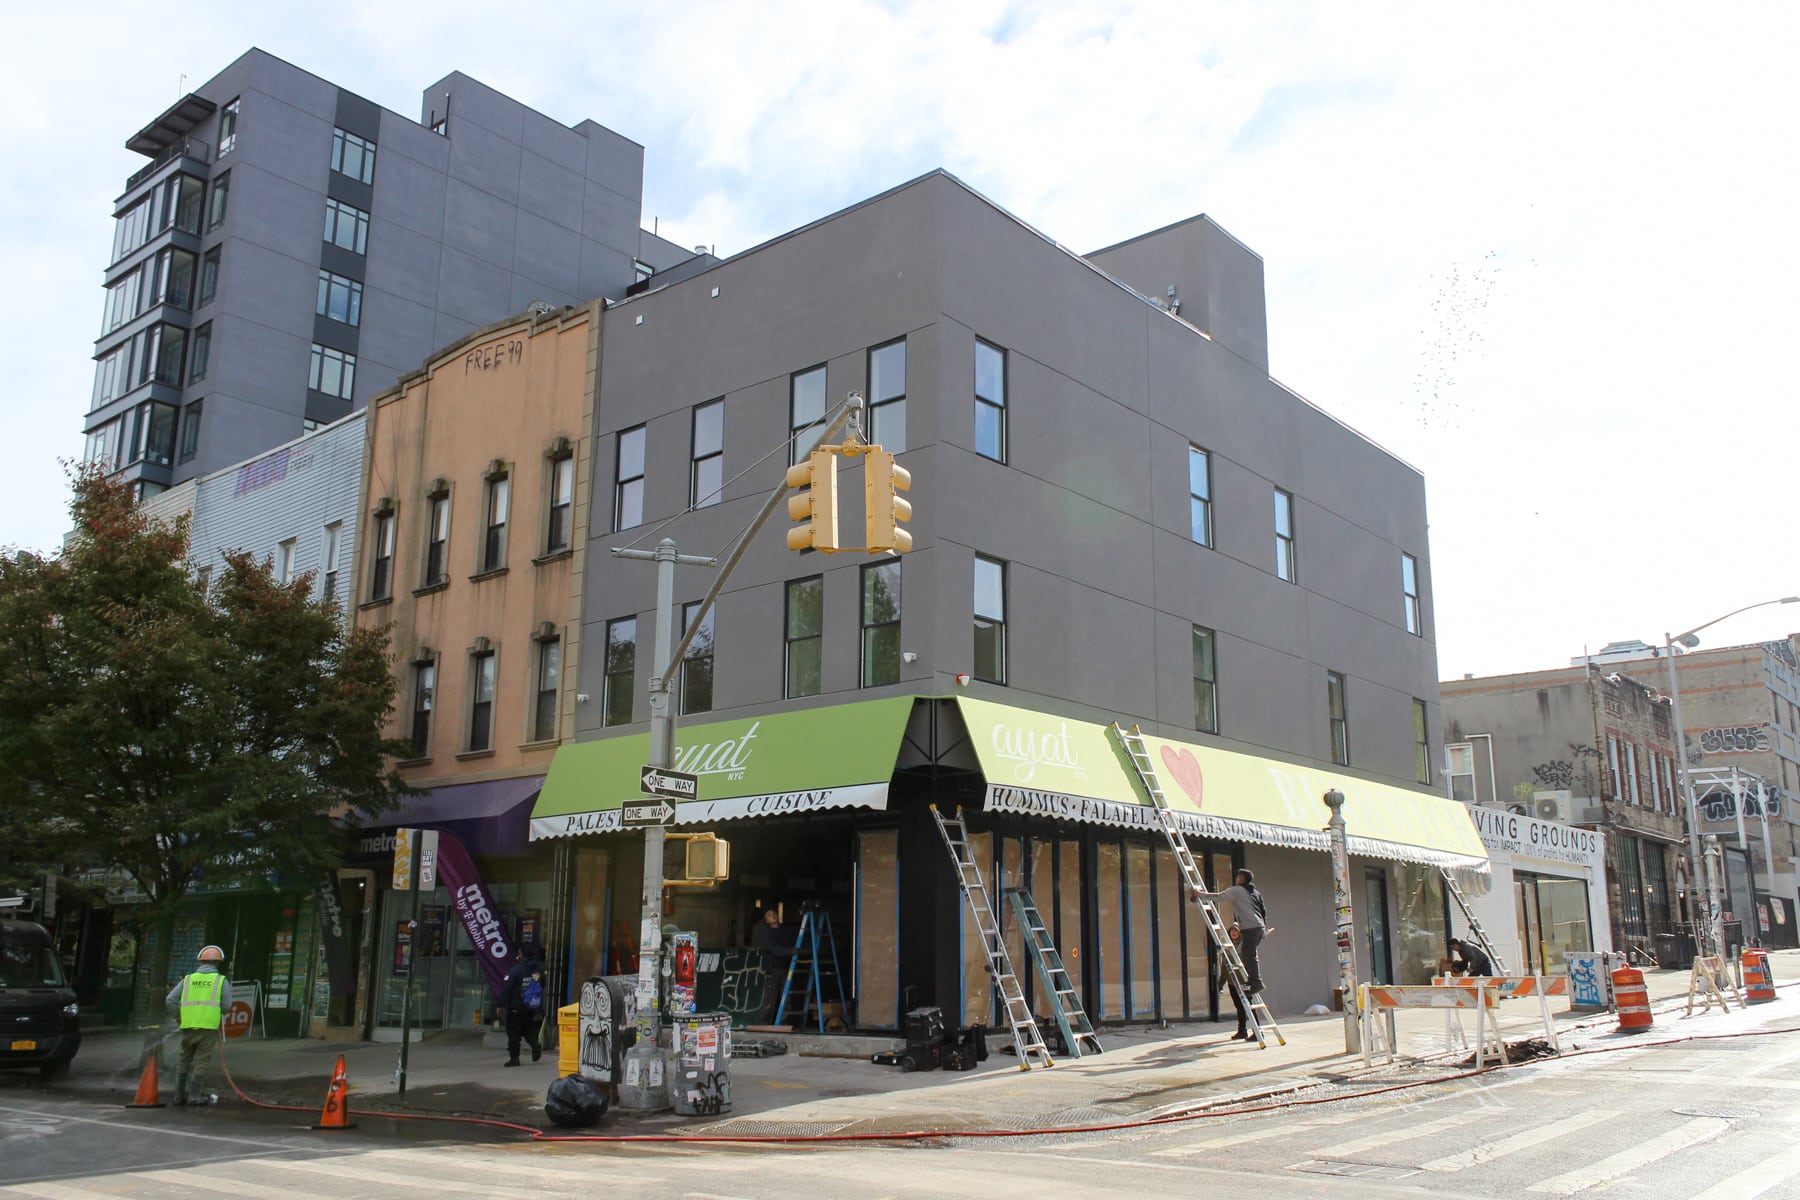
top-left (640, 765), bottom-right (699, 800)
top-left (621, 801), bottom-right (676, 828)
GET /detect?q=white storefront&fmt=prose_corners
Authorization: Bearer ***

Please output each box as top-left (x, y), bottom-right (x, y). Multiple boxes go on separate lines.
top-left (1453, 808), bottom-right (1612, 972)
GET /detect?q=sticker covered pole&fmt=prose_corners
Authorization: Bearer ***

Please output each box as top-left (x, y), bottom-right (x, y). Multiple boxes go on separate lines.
top-left (1323, 788), bottom-right (1359, 1053)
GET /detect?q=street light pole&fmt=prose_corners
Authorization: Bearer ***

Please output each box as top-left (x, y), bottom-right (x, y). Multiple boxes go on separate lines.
top-left (1662, 596), bottom-right (1797, 957)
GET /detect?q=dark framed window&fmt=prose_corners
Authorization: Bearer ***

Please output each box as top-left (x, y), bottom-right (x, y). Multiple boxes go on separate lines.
top-left (207, 171), bottom-right (230, 231)
top-left (409, 658), bottom-right (436, 759)
top-left (692, 398), bottom-right (723, 508)
top-left (785, 576), bottom-right (823, 699)
top-left (790, 364), bottom-right (827, 464)
top-left (467, 649), bottom-right (497, 752)
top-left (680, 601), bottom-right (715, 716)
top-left (369, 509), bottom-right (395, 601)
top-left (1402, 552), bottom-right (1422, 636)
top-left (322, 521), bottom-right (342, 600)
top-left (533, 634), bottom-right (562, 742)
top-left (545, 453), bottom-right (574, 554)
top-left (316, 270), bottom-right (362, 326)
top-left (868, 338), bottom-right (906, 452)
top-left (157, 247), bottom-right (196, 309)
top-left (1274, 487), bottom-right (1296, 583)
top-left (481, 469), bottom-right (509, 572)
top-left (177, 399), bottom-right (203, 465)
top-left (323, 197), bottom-right (370, 254)
top-left (861, 560), bottom-right (901, 687)
top-left (198, 247), bottom-right (221, 306)
top-left (129, 401), bottom-right (177, 467)
top-left (423, 491), bottom-right (450, 586)
top-left (1189, 446), bottom-right (1212, 546)
top-left (217, 98), bottom-right (240, 156)
top-left (308, 343), bottom-right (356, 399)
top-left (975, 339), bottom-right (1006, 462)
top-left (1193, 625), bottom-right (1218, 733)
top-left (1327, 670), bottom-right (1349, 766)
top-left (603, 617), bottom-right (636, 727)
top-left (189, 323), bottom-right (212, 385)
top-left (614, 425), bottom-right (645, 530)
top-left (151, 324), bottom-right (187, 387)
top-left (165, 173), bottom-right (204, 235)
top-left (1414, 699), bottom-right (1430, 784)
top-left (331, 128), bottom-right (377, 184)
top-left (973, 554), bottom-right (1007, 684)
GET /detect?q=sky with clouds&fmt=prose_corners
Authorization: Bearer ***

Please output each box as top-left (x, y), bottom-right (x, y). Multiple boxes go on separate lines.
top-left (6, 2), bottom-right (1796, 679)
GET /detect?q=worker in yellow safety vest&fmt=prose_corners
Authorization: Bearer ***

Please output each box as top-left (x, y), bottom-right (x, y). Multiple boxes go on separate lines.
top-left (164, 945), bottom-right (233, 1106)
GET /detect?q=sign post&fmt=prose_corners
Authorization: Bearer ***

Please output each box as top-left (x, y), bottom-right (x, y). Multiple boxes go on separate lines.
top-left (390, 828), bottom-right (434, 1095)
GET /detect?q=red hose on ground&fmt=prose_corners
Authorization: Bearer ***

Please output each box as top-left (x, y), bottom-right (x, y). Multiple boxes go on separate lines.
top-left (211, 998), bottom-right (1800, 1146)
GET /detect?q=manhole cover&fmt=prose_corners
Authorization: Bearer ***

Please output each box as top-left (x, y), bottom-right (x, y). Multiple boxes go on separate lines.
top-left (1672, 1107), bottom-right (1760, 1120)
top-left (1290, 1161), bottom-right (1421, 1180)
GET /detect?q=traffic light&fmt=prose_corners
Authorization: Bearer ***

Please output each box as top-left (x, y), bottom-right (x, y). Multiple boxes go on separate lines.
top-left (864, 448), bottom-right (913, 553)
top-left (786, 449), bottom-right (840, 552)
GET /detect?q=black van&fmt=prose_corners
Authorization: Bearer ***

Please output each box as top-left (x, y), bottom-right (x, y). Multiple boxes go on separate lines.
top-left (0, 920), bottom-right (82, 1079)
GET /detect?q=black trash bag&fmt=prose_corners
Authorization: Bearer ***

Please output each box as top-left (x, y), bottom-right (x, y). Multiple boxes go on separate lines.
top-left (545, 1074), bottom-right (608, 1128)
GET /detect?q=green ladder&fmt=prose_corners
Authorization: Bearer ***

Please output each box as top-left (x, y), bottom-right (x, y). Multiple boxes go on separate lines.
top-left (1004, 887), bottom-right (1102, 1058)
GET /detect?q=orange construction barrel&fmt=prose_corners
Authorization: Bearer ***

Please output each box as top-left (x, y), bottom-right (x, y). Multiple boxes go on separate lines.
top-left (1613, 966), bottom-right (1653, 1032)
top-left (1743, 949), bottom-right (1776, 1004)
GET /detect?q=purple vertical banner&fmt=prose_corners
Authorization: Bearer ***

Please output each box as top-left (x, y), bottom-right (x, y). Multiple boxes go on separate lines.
top-left (435, 832), bottom-right (513, 1001)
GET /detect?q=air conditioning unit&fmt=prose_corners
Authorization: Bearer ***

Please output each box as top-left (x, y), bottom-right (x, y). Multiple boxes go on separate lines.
top-left (1505, 804), bottom-right (1529, 816)
top-left (1534, 789), bottom-right (1573, 823)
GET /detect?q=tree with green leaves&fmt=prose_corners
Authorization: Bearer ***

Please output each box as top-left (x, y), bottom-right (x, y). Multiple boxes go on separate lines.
top-left (0, 469), bottom-right (411, 1010)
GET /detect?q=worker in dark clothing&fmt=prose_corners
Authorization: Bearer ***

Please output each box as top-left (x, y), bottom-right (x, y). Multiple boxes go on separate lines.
top-left (500, 943), bottom-right (546, 1066)
top-left (1448, 937), bottom-right (1494, 977)
top-left (759, 908), bottom-right (797, 1025)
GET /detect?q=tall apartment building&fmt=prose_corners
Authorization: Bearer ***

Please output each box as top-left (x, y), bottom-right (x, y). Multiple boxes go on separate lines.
top-left (86, 48), bottom-right (695, 499)
top-left (524, 172), bottom-right (1483, 1027)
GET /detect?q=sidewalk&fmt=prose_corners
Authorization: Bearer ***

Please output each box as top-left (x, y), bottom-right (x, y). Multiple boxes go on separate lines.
top-left (62, 949), bottom-right (1797, 1137)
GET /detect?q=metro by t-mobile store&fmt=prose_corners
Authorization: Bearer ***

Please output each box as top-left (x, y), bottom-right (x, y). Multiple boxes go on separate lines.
top-left (530, 695), bottom-right (1489, 1030)
top-left (1454, 807), bottom-right (1610, 974)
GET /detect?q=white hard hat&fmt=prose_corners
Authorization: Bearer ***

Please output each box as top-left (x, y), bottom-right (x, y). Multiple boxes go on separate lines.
top-left (197, 945), bottom-right (225, 963)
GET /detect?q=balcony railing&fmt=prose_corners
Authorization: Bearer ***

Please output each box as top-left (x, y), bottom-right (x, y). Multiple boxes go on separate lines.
top-left (126, 137), bottom-right (212, 192)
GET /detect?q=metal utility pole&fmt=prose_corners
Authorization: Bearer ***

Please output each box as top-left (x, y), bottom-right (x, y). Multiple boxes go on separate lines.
top-left (1702, 833), bottom-right (1726, 963)
top-left (1323, 789), bottom-right (1358, 1054)
top-left (610, 393), bottom-right (864, 1114)
top-left (1663, 633), bottom-right (1707, 952)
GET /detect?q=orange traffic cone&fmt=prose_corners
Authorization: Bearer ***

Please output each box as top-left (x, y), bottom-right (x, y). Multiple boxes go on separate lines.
top-left (309, 1054), bottom-right (356, 1131)
top-left (125, 1051), bottom-right (167, 1109)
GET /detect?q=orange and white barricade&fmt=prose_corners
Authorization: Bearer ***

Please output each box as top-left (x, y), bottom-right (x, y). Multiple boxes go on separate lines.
top-left (1360, 983), bottom-right (1508, 1070)
top-left (1432, 975), bottom-right (1567, 1052)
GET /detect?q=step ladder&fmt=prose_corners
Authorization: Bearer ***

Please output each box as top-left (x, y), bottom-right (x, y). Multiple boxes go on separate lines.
top-left (1440, 868), bottom-right (1510, 975)
top-left (1004, 887), bottom-right (1102, 1058)
top-left (772, 907), bottom-right (849, 1033)
top-left (929, 805), bottom-right (1055, 1070)
top-left (1110, 723), bottom-right (1286, 1047)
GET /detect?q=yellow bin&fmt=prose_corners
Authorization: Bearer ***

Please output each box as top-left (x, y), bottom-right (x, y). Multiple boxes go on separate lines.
top-left (556, 1003), bottom-right (580, 1076)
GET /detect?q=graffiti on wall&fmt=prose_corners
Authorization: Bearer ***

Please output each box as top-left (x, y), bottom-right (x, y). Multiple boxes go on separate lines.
top-left (1698, 725), bottom-right (1773, 755)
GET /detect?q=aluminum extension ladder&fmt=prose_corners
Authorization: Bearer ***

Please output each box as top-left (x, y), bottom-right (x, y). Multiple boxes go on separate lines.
top-left (1440, 868), bottom-right (1510, 975)
top-left (772, 907), bottom-right (849, 1032)
top-left (929, 805), bottom-right (1055, 1069)
top-left (1110, 723), bottom-right (1286, 1047)
top-left (1004, 887), bottom-right (1102, 1059)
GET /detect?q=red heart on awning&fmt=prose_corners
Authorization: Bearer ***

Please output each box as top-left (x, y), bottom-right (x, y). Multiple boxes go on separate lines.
top-left (1159, 745), bottom-right (1204, 807)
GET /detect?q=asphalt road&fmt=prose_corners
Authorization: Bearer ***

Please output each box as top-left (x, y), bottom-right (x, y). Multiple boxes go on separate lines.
top-left (7, 1005), bottom-right (1800, 1199)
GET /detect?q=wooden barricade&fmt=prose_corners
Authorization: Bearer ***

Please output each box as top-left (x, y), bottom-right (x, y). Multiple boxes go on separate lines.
top-left (1687, 955), bottom-right (1743, 1016)
top-left (1360, 983), bottom-right (1508, 1070)
top-left (1432, 975), bottom-right (1567, 1052)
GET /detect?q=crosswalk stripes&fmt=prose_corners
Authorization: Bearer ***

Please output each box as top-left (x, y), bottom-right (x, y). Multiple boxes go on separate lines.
top-left (1305, 1110), bottom-right (1486, 1158)
top-left (4, 1182), bottom-right (114, 1200)
top-left (1524, 1117), bottom-right (1731, 1196)
top-left (1688, 1141), bottom-right (1800, 1200)
top-left (1419, 1109), bottom-right (1616, 1173)
top-left (238, 1154), bottom-right (565, 1199)
top-left (1148, 1114), bottom-right (1360, 1156)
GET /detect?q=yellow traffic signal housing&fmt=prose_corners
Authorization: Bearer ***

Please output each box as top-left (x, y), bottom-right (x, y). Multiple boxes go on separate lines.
top-left (786, 449), bottom-right (840, 552)
top-left (865, 449), bottom-right (913, 553)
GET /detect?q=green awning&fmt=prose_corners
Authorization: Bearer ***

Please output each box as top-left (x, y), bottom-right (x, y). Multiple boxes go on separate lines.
top-left (528, 697), bottom-right (915, 841)
top-left (956, 697), bottom-right (1487, 870)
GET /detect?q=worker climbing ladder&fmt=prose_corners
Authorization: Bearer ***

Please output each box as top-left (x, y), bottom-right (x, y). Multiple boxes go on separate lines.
top-left (1440, 868), bottom-right (1510, 975)
top-left (773, 907), bottom-right (849, 1033)
top-left (1110, 723), bottom-right (1286, 1047)
top-left (930, 805), bottom-right (1056, 1070)
top-left (1004, 887), bottom-right (1102, 1058)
